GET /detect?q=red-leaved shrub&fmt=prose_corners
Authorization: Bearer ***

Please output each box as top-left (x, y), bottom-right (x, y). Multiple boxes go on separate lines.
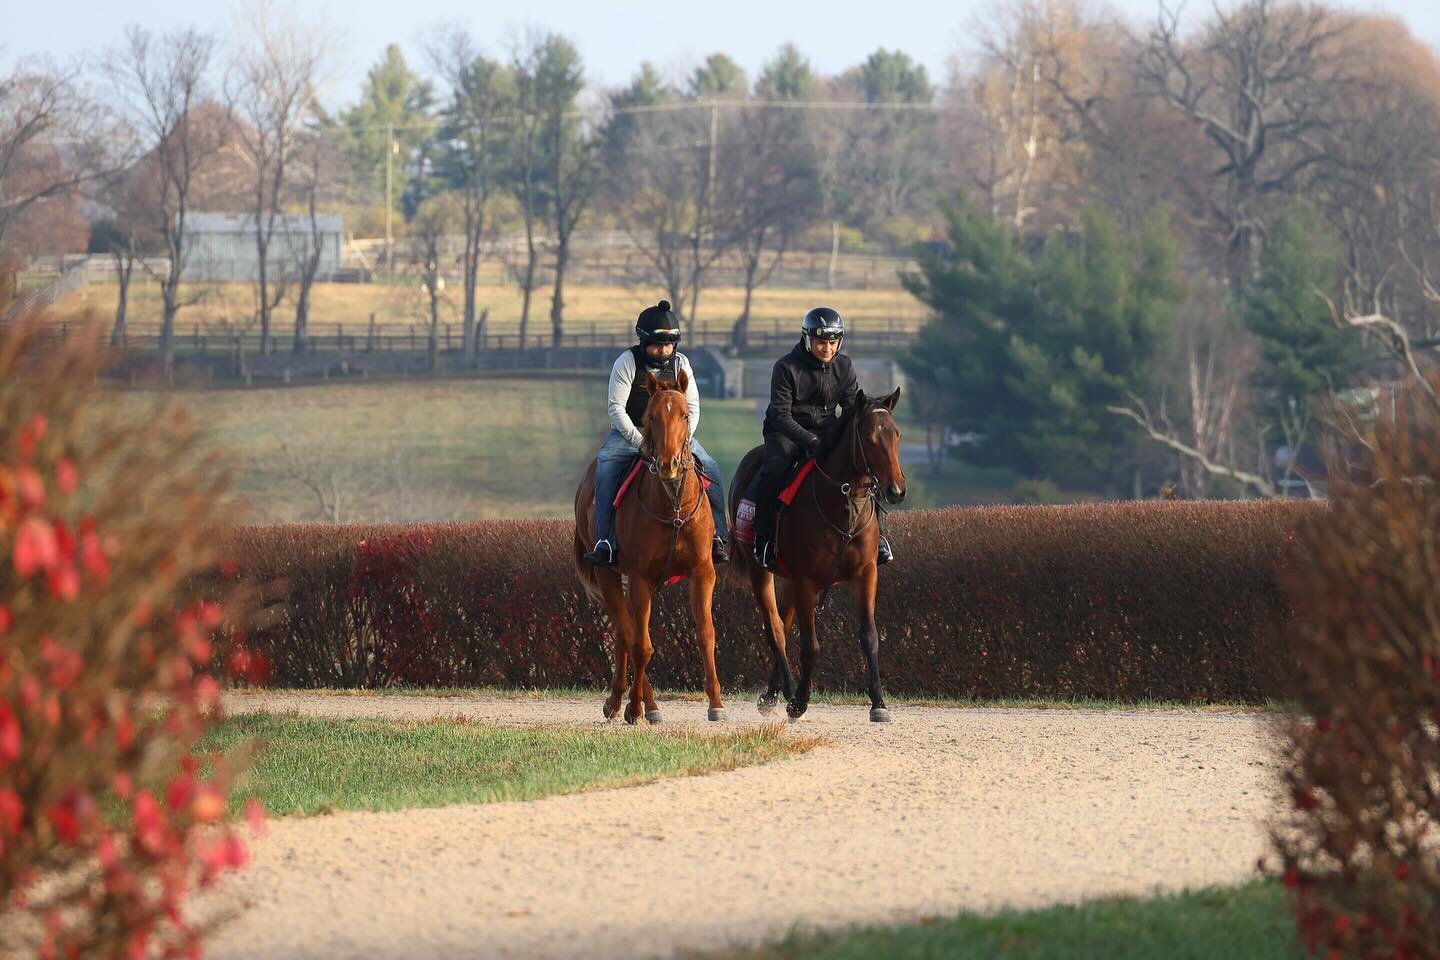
top-left (0, 298), bottom-right (258, 957)
top-left (1271, 379), bottom-right (1440, 959)
top-left (228, 499), bottom-right (1310, 701)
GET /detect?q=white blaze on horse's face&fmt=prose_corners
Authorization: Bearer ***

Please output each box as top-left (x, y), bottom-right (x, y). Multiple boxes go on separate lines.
top-left (644, 379), bottom-right (691, 482)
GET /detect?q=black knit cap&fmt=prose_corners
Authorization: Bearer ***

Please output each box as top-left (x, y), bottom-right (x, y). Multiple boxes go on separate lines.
top-left (636, 300), bottom-right (682, 345)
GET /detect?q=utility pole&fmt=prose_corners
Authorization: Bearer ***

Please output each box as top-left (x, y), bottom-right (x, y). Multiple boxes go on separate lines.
top-left (384, 122), bottom-right (394, 274)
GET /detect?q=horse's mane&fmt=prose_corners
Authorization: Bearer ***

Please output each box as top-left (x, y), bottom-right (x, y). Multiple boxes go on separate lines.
top-left (820, 393), bottom-right (873, 453)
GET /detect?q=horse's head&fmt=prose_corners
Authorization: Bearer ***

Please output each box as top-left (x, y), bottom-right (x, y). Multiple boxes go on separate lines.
top-left (641, 369), bottom-right (692, 482)
top-left (854, 387), bottom-right (906, 505)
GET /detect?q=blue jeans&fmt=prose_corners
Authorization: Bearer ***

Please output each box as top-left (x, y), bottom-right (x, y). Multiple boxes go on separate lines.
top-left (593, 428), bottom-right (729, 547)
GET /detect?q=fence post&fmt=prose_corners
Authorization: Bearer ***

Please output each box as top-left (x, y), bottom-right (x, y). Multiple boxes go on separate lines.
top-left (409, 325), bottom-right (415, 350)
top-left (367, 313), bottom-right (376, 353)
top-left (192, 324), bottom-right (199, 350)
top-left (445, 324), bottom-right (451, 350)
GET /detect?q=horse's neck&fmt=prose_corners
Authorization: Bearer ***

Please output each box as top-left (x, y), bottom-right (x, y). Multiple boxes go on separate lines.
top-left (819, 425), bottom-right (865, 485)
top-left (636, 458), bottom-right (701, 510)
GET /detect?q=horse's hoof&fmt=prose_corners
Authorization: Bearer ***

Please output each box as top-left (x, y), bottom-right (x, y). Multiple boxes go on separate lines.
top-left (786, 702), bottom-right (806, 721)
top-left (708, 707), bottom-right (727, 722)
top-left (645, 709), bottom-right (663, 724)
top-left (603, 703), bottom-right (618, 720)
top-left (757, 695), bottom-right (777, 716)
top-left (870, 707), bottom-right (892, 723)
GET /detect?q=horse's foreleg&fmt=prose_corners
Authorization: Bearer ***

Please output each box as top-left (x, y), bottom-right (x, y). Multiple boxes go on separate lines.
top-left (786, 581), bottom-right (821, 720)
top-left (626, 577), bottom-right (656, 725)
top-left (689, 564), bottom-right (725, 719)
top-left (597, 569), bottom-right (631, 721)
top-left (853, 562), bottom-right (890, 722)
top-left (751, 566), bottom-right (792, 715)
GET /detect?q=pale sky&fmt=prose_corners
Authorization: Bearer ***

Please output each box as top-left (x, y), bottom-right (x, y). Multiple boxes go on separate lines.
top-left (12, 0), bottom-right (1440, 108)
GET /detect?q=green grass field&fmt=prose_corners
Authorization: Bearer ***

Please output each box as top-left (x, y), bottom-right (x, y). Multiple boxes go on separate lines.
top-left (118, 379), bottom-right (1014, 522)
top-left (203, 712), bottom-right (811, 817)
top-left (713, 882), bottom-right (1303, 960)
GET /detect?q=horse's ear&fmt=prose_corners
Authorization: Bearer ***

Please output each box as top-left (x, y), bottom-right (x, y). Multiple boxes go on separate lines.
top-left (676, 367), bottom-right (689, 394)
top-left (644, 372), bottom-right (660, 395)
top-left (882, 387), bottom-right (900, 411)
top-left (856, 388), bottom-right (868, 409)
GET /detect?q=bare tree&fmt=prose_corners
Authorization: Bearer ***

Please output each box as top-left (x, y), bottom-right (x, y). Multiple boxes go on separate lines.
top-left (92, 165), bottom-right (161, 346)
top-left (1111, 285), bottom-right (1257, 497)
top-left (108, 26), bottom-right (228, 378)
top-left (231, 0), bottom-right (325, 355)
top-left (724, 104), bottom-right (821, 349)
top-left (288, 122), bottom-right (348, 351)
top-left (609, 102), bottom-right (728, 338)
top-left (1137, 0), bottom-right (1348, 286)
top-left (530, 34), bottom-right (601, 345)
top-left (508, 35), bottom-right (546, 349)
top-left (959, 0), bottom-right (1107, 232)
top-left (431, 31), bottom-right (511, 358)
top-left (0, 56), bottom-right (108, 256)
top-left (409, 193), bottom-right (460, 373)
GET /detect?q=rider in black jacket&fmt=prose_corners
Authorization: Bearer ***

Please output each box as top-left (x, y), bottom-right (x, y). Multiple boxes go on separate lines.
top-left (751, 307), bottom-right (894, 571)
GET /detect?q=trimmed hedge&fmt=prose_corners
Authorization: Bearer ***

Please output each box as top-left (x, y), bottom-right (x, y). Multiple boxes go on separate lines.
top-left (219, 501), bottom-right (1315, 701)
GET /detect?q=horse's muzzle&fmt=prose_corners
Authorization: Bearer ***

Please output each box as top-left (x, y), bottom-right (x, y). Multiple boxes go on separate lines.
top-left (885, 483), bottom-right (906, 505)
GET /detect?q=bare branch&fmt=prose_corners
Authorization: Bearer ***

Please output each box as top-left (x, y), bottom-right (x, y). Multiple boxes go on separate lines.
top-left (1109, 396), bottom-right (1277, 497)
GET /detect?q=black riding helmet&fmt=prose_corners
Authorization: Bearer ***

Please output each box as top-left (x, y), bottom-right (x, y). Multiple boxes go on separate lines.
top-left (636, 300), bottom-right (682, 347)
top-left (801, 306), bottom-right (845, 352)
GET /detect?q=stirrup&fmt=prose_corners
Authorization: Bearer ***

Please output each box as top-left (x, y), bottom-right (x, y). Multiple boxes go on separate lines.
top-left (711, 537), bottom-right (729, 565)
top-left (878, 535), bottom-right (894, 565)
top-left (754, 539), bottom-right (779, 573)
top-left (583, 539), bottom-right (617, 567)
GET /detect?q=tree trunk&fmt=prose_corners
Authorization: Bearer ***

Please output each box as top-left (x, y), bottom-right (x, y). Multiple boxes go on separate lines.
top-left (550, 239), bottom-right (569, 347)
top-left (827, 220), bottom-right (840, 290)
top-left (294, 276), bottom-right (312, 352)
top-left (519, 243), bottom-right (537, 351)
top-left (257, 229), bottom-right (272, 355)
top-left (111, 251), bottom-right (133, 347)
top-left (733, 255), bottom-right (758, 351)
top-left (160, 295), bottom-right (177, 382)
top-left (474, 307), bottom-right (488, 361)
top-left (464, 242), bottom-right (478, 356)
top-left (428, 271), bottom-right (441, 374)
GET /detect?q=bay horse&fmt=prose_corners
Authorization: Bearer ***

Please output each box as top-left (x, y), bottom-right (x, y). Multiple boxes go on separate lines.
top-left (728, 388), bottom-right (905, 722)
top-left (573, 369), bottom-right (724, 724)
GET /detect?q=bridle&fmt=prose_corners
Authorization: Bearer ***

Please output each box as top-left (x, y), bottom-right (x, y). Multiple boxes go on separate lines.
top-left (801, 405), bottom-right (897, 605)
top-left (637, 386), bottom-right (705, 580)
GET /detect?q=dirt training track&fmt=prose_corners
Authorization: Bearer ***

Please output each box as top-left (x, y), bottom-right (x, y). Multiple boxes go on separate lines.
top-left (207, 692), bottom-right (1283, 960)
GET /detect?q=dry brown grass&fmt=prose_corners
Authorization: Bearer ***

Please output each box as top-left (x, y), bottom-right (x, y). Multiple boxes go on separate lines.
top-left (52, 281), bottom-right (927, 341)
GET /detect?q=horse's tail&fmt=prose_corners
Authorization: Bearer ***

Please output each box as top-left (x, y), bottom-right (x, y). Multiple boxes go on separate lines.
top-left (574, 460), bottom-right (605, 603)
top-left (724, 444), bottom-right (766, 583)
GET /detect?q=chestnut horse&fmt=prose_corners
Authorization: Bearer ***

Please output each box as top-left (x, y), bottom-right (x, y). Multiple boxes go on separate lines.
top-left (729, 388), bottom-right (905, 722)
top-left (573, 369), bottom-right (724, 724)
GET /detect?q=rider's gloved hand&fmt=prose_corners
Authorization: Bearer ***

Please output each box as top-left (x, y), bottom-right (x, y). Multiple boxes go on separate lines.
top-left (806, 436), bottom-right (822, 459)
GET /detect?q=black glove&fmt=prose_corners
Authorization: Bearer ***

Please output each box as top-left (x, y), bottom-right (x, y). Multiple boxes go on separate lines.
top-left (806, 436), bottom-right (822, 459)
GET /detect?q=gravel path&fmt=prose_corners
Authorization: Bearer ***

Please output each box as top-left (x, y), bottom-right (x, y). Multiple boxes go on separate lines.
top-left (205, 692), bottom-right (1283, 960)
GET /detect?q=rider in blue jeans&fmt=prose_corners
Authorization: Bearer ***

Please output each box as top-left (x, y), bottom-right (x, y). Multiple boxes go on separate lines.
top-left (582, 300), bottom-right (729, 567)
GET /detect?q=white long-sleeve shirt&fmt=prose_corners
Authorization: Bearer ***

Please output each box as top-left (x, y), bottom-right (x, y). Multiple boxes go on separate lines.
top-left (607, 350), bottom-right (701, 448)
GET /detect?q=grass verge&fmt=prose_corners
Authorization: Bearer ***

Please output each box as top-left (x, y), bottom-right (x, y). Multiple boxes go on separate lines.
top-left (700, 881), bottom-right (1303, 960)
top-left (201, 712), bottom-right (816, 818)
top-left (225, 687), bottom-right (1285, 714)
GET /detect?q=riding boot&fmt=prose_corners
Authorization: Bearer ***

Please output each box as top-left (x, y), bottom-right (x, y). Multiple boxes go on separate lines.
top-left (751, 485), bottom-right (782, 573)
top-left (583, 538), bottom-right (617, 567)
top-left (711, 537), bottom-right (729, 565)
top-left (877, 535), bottom-right (894, 565)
